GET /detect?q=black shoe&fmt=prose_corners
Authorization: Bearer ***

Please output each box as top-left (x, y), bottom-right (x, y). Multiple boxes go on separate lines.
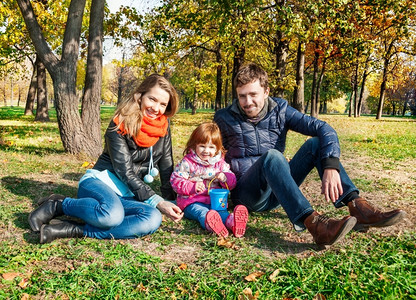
top-left (40, 220), bottom-right (84, 244)
top-left (28, 194), bottom-right (65, 232)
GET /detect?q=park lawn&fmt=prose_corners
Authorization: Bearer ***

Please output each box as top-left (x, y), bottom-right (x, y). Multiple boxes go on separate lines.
top-left (0, 106), bottom-right (415, 299)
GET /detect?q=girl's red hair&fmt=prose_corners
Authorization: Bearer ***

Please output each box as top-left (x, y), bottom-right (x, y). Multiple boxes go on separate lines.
top-left (184, 122), bottom-right (225, 156)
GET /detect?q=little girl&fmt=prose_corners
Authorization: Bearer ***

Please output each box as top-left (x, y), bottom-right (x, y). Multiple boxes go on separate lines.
top-left (170, 122), bottom-right (248, 238)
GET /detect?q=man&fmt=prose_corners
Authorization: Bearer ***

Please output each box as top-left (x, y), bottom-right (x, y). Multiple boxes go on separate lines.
top-left (214, 63), bottom-right (405, 247)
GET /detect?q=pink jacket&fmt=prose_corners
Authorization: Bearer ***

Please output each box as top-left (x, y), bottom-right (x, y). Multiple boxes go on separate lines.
top-left (170, 150), bottom-right (237, 210)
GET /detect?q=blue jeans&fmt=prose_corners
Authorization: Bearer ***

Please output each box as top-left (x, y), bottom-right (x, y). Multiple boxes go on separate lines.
top-left (62, 178), bottom-right (162, 239)
top-left (233, 137), bottom-right (358, 231)
top-left (184, 202), bottom-right (229, 230)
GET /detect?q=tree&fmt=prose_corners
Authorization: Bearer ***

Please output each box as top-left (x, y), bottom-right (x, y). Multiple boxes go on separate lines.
top-left (17, 0), bottom-right (104, 158)
top-left (35, 56), bottom-right (49, 121)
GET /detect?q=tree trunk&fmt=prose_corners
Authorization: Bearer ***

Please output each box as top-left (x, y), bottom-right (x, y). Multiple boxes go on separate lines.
top-left (376, 41), bottom-right (394, 120)
top-left (224, 77), bottom-right (229, 108)
top-left (348, 91), bottom-right (353, 117)
top-left (17, 0), bottom-right (104, 158)
top-left (357, 62), bottom-right (369, 117)
top-left (352, 62), bottom-right (359, 118)
top-left (80, 0), bottom-right (104, 158)
top-left (402, 92), bottom-right (410, 116)
top-left (192, 86), bottom-right (198, 115)
top-left (376, 58), bottom-right (389, 120)
top-left (310, 51), bottom-right (319, 118)
top-left (224, 63), bottom-right (230, 107)
top-left (35, 59), bottom-right (49, 122)
top-left (18, 86), bottom-right (22, 107)
top-left (231, 30), bottom-right (247, 100)
top-left (292, 42), bottom-right (305, 113)
top-left (274, 30), bottom-right (289, 98)
top-left (215, 43), bottom-right (222, 111)
top-left (117, 52), bottom-right (125, 106)
top-left (314, 57), bottom-right (326, 118)
top-left (24, 60), bottom-right (36, 115)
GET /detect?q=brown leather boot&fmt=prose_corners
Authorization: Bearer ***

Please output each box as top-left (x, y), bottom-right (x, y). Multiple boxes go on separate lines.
top-left (304, 211), bottom-right (357, 247)
top-left (348, 198), bottom-right (406, 232)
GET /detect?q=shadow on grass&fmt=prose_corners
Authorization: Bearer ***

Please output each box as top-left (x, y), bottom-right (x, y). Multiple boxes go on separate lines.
top-left (1, 176), bottom-right (78, 202)
top-left (0, 123), bottom-right (65, 155)
top-left (1, 175), bottom-right (79, 243)
top-left (0, 144), bottom-right (65, 155)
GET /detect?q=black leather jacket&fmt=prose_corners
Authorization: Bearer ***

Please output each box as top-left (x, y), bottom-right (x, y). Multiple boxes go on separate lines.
top-left (93, 120), bottom-right (176, 201)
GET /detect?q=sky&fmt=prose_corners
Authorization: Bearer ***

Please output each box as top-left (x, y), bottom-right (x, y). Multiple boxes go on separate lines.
top-left (103, 0), bottom-right (162, 63)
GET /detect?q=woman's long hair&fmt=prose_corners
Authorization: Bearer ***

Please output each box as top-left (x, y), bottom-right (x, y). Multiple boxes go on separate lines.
top-left (113, 74), bottom-right (179, 137)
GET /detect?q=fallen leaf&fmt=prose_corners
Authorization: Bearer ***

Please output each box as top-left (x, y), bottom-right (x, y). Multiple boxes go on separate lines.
top-left (21, 294), bottom-right (30, 300)
top-left (269, 268), bottom-right (280, 282)
top-left (18, 278), bottom-right (29, 288)
top-left (217, 237), bottom-right (238, 249)
top-left (2, 272), bottom-right (20, 280)
top-left (238, 287), bottom-right (260, 300)
top-left (136, 283), bottom-right (147, 292)
top-left (244, 271), bottom-right (265, 282)
top-left (313, 293), bottom-right (326, 300)
top-left (378, 274), bottom-right (386, 281)
top-left (81, 161), bottom-right (90, 168)
top-left (178, 263), bottom-right (187, 270)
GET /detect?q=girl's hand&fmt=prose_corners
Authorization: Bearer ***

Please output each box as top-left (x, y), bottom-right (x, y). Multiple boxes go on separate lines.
top-left (216, 172), bottom-right (227, 183)
top-left (195, 181), bottom-right (205, 193)
top-left (157, 200), bottom-right (184, 222)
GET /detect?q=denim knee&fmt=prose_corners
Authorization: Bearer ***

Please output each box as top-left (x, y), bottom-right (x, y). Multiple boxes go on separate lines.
top-left (96, 204), bottom-right (125, 229)
top-left (304, 137), bottom-right (319, 156)
top-left (264, 149), bottom-right (288, 168)
top-left (132, 208), bottom-right (162, 235)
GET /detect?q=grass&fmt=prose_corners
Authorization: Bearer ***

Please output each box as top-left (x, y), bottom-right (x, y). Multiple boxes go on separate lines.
top-left (0, 106), bottom-right (415, 299)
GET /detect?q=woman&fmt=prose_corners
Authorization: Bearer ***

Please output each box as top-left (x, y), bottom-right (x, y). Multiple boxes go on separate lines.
top-left (28, 74), bottom-right (183, 243)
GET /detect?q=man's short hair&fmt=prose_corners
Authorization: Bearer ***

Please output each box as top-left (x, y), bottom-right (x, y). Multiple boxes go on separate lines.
top-left (234, 63), bottom-right (269, 90)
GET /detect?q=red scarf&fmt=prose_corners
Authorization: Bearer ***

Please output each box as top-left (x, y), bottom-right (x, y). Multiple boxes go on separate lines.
top-left (113, 115), bottom-right (168, 147)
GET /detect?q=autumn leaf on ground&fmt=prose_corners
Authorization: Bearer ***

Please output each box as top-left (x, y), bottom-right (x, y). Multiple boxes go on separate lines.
top-left (178, 263), bottom-right (187, 270)
top-left (244, 271), bottom-right (265, 282)
top-left (81, 161), bottom-right (95, 168)
top-left (269, 268), bottom-right (280, 282)
top-left (313, 293), bottom-right (326, 300)
top-left (21, 294), bottom-right (30, 300)
top-left (238, 287), bottom-right (259, 300)
top-left (18, 278), bottom-right (29, 288)
top-left (135, 283), bottom-right (148, 292)
top-left (2, 272), bottom-right (21, 280)
top-left (217, 237), bottom-right (239, 249)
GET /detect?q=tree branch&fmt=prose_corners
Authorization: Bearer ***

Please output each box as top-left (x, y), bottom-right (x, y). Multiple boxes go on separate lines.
top-left (16, 0), bottom-right (59, 73)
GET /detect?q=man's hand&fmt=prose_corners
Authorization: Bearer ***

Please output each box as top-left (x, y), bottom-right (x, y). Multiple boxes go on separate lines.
top-left (156, 200), bottom-right (184, 222)
top-left (321, 168), bottom-right (343, 203)
top-left (195, 181), bottom-right (205, 193)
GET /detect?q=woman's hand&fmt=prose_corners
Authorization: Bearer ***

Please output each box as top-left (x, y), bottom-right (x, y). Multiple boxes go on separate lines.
top-left (156, 200), bottom-right (184, 222)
